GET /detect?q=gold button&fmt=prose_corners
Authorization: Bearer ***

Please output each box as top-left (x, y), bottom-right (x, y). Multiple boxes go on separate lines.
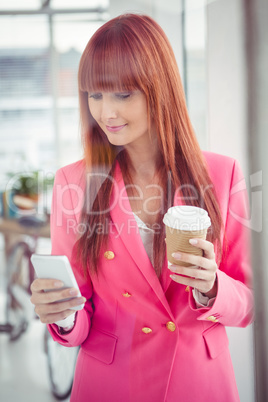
top-left (185, 286), bottom-right (190, 292)
top-left (166, 321), bottom-right (176, 332)
top-left (206, 315), bottom-right (219, 323)
top-left (142, 327), bottom-right (152, 334)
top-left (104, 251), bottom-right (115, 260)
top-left (122, 292), bottom-right (132, 298)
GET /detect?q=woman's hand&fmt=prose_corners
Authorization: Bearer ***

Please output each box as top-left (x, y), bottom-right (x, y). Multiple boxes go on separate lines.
top-left (30, 279), bottom-right (86, 324)
top-left (168, 238), bottom-right (218, 299)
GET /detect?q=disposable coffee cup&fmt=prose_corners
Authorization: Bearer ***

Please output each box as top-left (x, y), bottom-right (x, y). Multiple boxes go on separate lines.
top-left (163, 206), bottom-right (211, 266)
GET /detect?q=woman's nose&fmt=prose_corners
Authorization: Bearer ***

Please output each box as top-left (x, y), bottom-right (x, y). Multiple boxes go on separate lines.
top-left (101, 99), bottom-right (117, 121)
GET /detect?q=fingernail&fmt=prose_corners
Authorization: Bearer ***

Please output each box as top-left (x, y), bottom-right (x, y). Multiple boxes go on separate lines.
top-left (69, 289), bottom-right (78, 296)
top-left (78, 297), bottom-right (85, 303)
top-left (172, 252), bottom-right (181, 259)
top-left (189, 239), bottom-right (198, 245)
top-left (169, 266), bottom-right (177, 272)
top-left (54, 281), bottom-right (63, 288)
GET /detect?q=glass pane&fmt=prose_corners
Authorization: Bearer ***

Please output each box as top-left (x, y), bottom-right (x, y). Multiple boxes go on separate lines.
top-left (54, 14), bottom-right (105, 53)
top-left (185, 1), bottom-right (206, 50)
top-left (0, 16), bottom-right (49, 49)
top-left (52, 0), bottom-right (109, 9)
top-left (0, 0), bottom-right (40, 10)
top-left (54, 14), bottom-right (106, 166)
top-left (57, 108), bottom-right (82, 167)
top-left (184, 0), bottom-right (207, 149)
top-left (0, 15), bottom-right (55, 177)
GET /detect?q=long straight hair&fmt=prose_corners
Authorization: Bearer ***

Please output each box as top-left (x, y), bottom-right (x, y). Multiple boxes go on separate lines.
top-left (76, 13), bottom-right (223, 276)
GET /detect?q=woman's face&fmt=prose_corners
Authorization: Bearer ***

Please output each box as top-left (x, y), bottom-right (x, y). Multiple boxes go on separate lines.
top-left (87, 89), bottom-right (152, 148)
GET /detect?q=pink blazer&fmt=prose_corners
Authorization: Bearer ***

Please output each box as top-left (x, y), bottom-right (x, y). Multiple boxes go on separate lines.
top-left (48, 151), bottom-right (253, 402)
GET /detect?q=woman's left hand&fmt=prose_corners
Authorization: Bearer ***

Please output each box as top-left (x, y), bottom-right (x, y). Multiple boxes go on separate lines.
top-left (168, 238), bottom-right (218, 299)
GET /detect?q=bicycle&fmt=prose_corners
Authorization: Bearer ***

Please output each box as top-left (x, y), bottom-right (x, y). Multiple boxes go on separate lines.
top-left (1, 215), bottom-right (44, 341)
top-left (0, 215), bottom-right (78, 400)
top-left (44, 327), bottom-right (79, 400)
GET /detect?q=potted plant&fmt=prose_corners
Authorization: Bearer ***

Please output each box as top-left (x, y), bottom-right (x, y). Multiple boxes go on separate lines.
top-left (4, 171), bottom-right (54, 215)
top-left (12, 171), bottom-right (40, 202)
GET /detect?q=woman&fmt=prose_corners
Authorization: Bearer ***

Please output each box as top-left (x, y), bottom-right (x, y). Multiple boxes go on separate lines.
top-left (30, 14), bottom-right (253, 402)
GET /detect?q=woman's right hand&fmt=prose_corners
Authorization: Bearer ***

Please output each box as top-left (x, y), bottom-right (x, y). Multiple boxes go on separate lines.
top-left (30, 279), bottom-right (86, 324)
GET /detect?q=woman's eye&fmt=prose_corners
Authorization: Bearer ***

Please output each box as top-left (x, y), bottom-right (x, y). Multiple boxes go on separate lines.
top-left (115, 92), bottom-right (131, 100)
top-left (88, 93), bottom-right (102, 100)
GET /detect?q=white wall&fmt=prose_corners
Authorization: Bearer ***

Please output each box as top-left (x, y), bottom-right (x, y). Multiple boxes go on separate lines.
top-left (207, 1), bottom-right (255, 401)
top-left (206, 0), bottom-right (248, 172)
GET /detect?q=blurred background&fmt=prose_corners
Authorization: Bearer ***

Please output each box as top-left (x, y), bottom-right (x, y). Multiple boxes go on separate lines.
top-left (0, 0), bottom-right (267, 401)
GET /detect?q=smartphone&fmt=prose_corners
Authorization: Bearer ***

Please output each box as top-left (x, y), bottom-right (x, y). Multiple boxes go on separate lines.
top-left (30, 254), bottom-right (84, 311)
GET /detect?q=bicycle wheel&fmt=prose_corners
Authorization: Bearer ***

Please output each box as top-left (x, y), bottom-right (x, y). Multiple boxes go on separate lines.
top-left (6, 241), bottom-right (35, 341)
top-left (44, 328), bottom-right (79, 400)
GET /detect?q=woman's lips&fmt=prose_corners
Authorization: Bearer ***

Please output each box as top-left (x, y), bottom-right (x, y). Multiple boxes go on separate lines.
top-left (105, 124), bottom-right (127, 133)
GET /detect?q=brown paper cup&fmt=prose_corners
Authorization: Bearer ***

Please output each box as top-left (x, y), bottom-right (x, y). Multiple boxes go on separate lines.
top-left (165, 225), bottom-right (207, 266)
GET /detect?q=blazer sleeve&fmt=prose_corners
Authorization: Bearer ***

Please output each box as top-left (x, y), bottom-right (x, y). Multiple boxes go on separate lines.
top-left (190, 158), bottom-right (254, 327)
top-left (47, 167), bottom-right (93, 346)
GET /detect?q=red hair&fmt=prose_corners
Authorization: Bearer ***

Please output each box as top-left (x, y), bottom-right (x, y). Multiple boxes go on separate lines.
top-left (76, 13), bottom-right (223, 276)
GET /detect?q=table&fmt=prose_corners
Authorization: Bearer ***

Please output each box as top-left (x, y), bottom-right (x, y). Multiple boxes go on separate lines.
top-left (0, 218), bottom-right (50, 256)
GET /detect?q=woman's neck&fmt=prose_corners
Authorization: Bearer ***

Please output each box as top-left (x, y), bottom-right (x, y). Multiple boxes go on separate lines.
top-left (124, 137), bottom-right (160, 180)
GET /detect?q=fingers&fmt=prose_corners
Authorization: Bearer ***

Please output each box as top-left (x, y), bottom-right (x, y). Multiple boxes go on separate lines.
top-left (170, 273), bottom-right (212, 292)
top-left (169, 264), bottom-right (214, 281)
top-left (33, 296), bottom-right (85, 315)
top-left (171, 253), bottom-right (211, 270)
top-left (30, 285), bottom-right (80, 305)
top-left (171, 238), bottom-right (216, 271)
top-left (30, 278), bottom-right (63, 293)
top-left (169, 267), bottom-right (216, 295)
top-left (189, 238), bottom-right (215, 259)
top-left (32, 294), bottom-right (86, 324)
top-left (169, 238), bottom-right (218, 296)
top-left (30, 278), bottom-right (86, 324)
top-left (36, 309), bottom-right (77, 325)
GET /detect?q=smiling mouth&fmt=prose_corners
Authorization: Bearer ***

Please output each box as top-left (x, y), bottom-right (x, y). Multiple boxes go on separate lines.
top-left (105, 124), bottom-right (127, 133)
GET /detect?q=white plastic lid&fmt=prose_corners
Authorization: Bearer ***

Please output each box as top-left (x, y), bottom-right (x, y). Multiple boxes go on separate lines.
top-left (163, 205), bottom-right (211, 231)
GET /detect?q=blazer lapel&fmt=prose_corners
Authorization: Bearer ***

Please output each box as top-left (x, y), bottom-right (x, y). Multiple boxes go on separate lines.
top-left (109, 162), bottom-right (174, 316)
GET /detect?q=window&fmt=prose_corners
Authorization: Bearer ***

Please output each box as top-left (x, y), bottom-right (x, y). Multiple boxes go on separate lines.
top-left (0, 0), bottom-right (41, 10)
top-left (0, 2), bottom-right (108, 179)
top-left (0, 15), bottom-right (52, 174)
top-left (52, 0), bottom-right (109, 8)
top-left (183, 0), bottom-right (207, 149)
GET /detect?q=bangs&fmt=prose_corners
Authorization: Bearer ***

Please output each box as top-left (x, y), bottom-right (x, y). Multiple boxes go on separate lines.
top-left (79, 27), bottom-right (145, 93)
